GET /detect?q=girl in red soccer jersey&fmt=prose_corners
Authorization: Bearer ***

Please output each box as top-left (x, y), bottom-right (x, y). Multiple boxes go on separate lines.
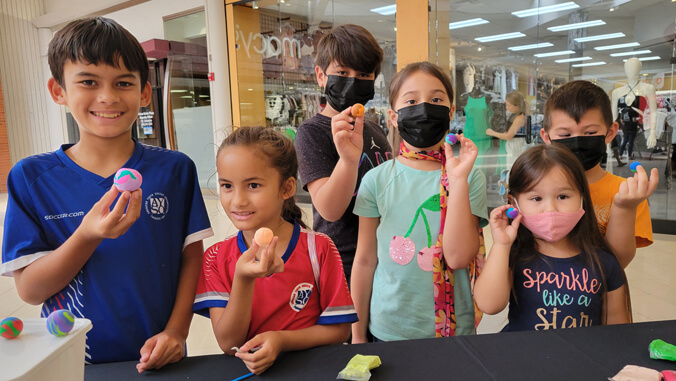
top-left (474, 144), bottom-right (630, 331)
top-left (193, 126), bottom-right (356, 375)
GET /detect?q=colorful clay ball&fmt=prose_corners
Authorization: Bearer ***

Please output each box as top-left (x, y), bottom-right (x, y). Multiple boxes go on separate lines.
top-left (114, 168), bottom-right (143, 192)
top-left (630, 162), bottom-right (642, 172)
top-left (350, 103), bottom-right (365, 118)
top-left (1, 317), bottom-right (23, 339)
top-left (47, 309), bottom-right (75, 337)
top-left (445, 133), bottom-right (458, 145)
top-left (506, 207), bottom-right (519, 219)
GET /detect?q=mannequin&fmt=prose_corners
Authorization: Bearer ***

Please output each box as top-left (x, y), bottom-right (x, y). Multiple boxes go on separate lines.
top-left (462, 64), bottom-right (476, 95)
top-left (611, 58), bottom-right (658, 149)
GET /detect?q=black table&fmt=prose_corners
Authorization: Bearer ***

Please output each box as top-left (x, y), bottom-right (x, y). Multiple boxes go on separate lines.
top-left (85, 320), bottom-right (676, 380)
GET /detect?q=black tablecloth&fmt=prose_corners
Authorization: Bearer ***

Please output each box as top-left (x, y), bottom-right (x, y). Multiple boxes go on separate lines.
top-left (85, 320), bottom-right (676, 380)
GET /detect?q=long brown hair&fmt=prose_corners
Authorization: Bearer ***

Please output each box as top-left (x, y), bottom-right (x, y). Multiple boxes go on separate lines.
top-left (217, 126), bottom-right (307, 229)
top-left (508, 144), bottom-right (610, 276)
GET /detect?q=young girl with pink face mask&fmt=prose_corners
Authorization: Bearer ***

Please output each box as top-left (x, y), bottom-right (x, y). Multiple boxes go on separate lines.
top-left (474, 144), bottom-right (630, 331)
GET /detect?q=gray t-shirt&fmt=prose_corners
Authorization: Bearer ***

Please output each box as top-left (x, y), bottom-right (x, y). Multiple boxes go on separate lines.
top-left (295, 113), bottom-right (391, 274)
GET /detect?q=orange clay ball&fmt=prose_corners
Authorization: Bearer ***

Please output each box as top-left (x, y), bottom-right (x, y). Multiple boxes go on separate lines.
top-left (254, 227), bottom-right (274, 246)
top-left (350, 103), bottom-right (364, 117)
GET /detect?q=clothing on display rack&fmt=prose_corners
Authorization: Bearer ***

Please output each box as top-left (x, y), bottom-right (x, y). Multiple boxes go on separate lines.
top-left (464, 93), bottom-right (493, 168)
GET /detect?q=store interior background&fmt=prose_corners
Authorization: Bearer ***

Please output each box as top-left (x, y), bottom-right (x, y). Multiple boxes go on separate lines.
top-left (0, 0), bottom-right (675, 357)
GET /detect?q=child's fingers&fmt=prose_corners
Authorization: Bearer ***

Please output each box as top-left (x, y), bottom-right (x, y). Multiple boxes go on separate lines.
top-left (444, 142), bottom-right (455, 162)
top-left (93, 186), bottom-right (121, 215)
top-left (352, 115), bottom-right (364, 136)
top-left (118, 190), bottom-right (142, 228)
top-left (646, 168), bottom-right (659, 197)
top-left (108, 191), bottom-right (131, 222)
top-left (510, 213), bottom-right (523, 230)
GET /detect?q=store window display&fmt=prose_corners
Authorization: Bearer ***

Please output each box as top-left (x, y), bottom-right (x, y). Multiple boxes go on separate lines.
top-left (612, 58), bottom-right (659, 160)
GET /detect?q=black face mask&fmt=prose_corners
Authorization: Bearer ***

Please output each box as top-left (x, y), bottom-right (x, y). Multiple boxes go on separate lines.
top-left (396, 103), bottom-right (450, 148)
top-left (324, 75), bottom-right (375, 112)
top-left (552, 135), bottom-right (607, 170)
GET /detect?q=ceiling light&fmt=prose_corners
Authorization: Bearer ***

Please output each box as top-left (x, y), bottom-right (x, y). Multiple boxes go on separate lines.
top-left (594, 42), bottom-right (640, 50)
top-left (572, 61), bottom-right (606, 67)
top-left (555, 56), bottom-right (592, 63)
top-left (252, 1), bottom-right (258, 9)
top-left (475, 32), bottom-right (526, 43)
top-left (449, 18), bottom-right (490, 30)
top-left (623, 56), bottom-right (661, 62)
top-left (170, 89), bottom-right (188, 93)
top-left (508, 42), bottom-right (554, 51)
top-left (534, 50), bottom-right (575, 58)
top-left (609, 50), bottom-right (652, 57)
top-left (512, 2), bottom-right (579, 18)
top-left (574, 33), bottom-right (625, 42)
top-left (609, 7), bottom-right (615, 11)
top-left (478, 47), bottom-right (482, 51)
top-left (547, 20), bottom-right (605, 32)
top-left (370, 4), bottom-right (396, 15)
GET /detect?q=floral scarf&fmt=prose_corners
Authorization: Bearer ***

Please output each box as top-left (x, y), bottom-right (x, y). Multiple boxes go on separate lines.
top-left (398, 142), bottom-right (484, 337)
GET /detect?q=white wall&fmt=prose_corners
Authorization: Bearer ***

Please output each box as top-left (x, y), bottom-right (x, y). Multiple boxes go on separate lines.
top-left (0, 0), bottom-right (56, 163)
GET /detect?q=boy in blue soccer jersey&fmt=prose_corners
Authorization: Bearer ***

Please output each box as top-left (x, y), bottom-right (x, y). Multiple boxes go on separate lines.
top-left (0, 17), bottom-right (213, 371)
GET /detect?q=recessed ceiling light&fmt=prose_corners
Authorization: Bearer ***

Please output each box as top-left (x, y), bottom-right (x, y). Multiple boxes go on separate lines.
top-left (534, 50), bottom-right (576, 58)
top-left (547, 20), bottom-right (606, 32)
top-left (512, 2), bottom-right (579, 18)
top-left (478, 47), bottom-right (482, 51)
top-left (594, 42), bottom-right (640, 51)
top-left (572, 61), bottom-right (606, 67)
top-left (623, 56), bottom-right (661, 62)
top-left (555, 56), bottom-right (592, 63)
top-left (475, 32), bottom-right (526, 43)
top-left (609, 50), bottom-right (652, 57)
top-left (574, 33), bottom-right (625, 43)
top-left (508, 42), bottom-right (554, 51)
top-left (370, 5), bottom-right (396, 16)
top-left (170, 89), bottom-right (188, 93)
top-left (449, 18), bottom-right (490, 30)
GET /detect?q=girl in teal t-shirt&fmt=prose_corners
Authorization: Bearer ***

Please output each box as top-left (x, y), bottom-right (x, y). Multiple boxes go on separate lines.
top-left (351, 62), bottom-right (488, 342)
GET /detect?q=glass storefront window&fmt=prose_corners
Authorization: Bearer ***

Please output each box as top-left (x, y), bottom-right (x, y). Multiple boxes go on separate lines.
top-left (442, 0), bottom-right (675, 225)
top-left (229, 0), bottom-right (397, 200)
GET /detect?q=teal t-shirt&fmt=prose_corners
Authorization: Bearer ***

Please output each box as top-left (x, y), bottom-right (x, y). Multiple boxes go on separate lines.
top-left (354, 159), bottom-right (488, 341)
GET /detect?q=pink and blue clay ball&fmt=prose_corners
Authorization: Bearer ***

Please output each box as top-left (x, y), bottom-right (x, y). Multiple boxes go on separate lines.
top-left (630, 162), bottom-right (642, 172)
top-left (506, 207), bottom-right (519, 219)
top-left (47, 309), bottom-right (75, 337)
top-left (445, 133), bottom-right (458, 145)
top-left (1, 317), bottom-right (23, 339)
top-left (114, 168), bottom-right (143, 192)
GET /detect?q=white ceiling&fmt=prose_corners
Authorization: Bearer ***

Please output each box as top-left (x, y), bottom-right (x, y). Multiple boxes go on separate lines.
top-left (248, 0), bottom-right (675, 85)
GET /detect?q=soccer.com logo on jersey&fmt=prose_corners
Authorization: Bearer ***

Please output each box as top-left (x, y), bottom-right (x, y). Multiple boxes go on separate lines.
top-left (44, 211), bottom-right (85, 220)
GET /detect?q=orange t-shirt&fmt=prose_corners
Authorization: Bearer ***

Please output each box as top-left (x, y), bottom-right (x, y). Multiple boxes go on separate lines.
top-left (589, 172), bottom-right (653, 248)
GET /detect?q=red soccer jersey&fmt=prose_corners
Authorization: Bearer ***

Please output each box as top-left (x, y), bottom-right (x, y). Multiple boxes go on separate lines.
top-left (194, 222), bottom-right (357, 340)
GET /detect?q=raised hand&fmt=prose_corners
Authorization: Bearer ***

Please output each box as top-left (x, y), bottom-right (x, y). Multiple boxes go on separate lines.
top-left (331, 106), bottom-right (364, 165)
top-left (444, 134), bottom-right (478, 181)
top-left (235, 237), bottom-right (284, 279)
top-left (489, 205), bottom-right (522, 247)
top-left (613, 165), bottom-right (659, 210)
top-left (78, 185), bottom-right (142, 241)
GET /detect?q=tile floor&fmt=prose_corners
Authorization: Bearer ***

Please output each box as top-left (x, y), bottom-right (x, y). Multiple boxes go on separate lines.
top-left (1, 192), bottom-right (675, 357)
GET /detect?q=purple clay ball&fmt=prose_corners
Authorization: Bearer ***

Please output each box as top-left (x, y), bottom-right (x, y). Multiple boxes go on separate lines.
top-left (114, 168), bottom-right (143, 192)
top-left (629, 162), bottom-right (642, 172)
top-left (445, 133), bottom-right (458, 145)
top-left (506, 207), bottom-right (519, 219)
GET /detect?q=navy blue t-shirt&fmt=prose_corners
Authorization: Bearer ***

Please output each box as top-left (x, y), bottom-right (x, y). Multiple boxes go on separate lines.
top-left (503, 250), bottom-right (624, 332)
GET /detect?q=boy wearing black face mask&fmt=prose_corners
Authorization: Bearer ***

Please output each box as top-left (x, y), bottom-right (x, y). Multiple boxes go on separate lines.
top-left (295, 24), bottom-right (391, 284)
top-left (540, 80), bottom-right (658, 268)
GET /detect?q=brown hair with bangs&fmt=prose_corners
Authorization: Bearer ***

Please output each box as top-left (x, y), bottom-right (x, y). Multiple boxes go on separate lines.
top-left (315, 24), bottom-right (383, 77)
top-left (217, 126), bottom-right (307, 229)
top-left (387, 61), bottom-right (455, 152)
top-left (48, 17), bottom-right (149, 89)
top-left (508, 144), bottom-right (611, 274)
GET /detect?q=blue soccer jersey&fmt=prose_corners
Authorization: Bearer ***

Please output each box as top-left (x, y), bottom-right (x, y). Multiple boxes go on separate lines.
top-left (1, 140), bottom-right (214, 363)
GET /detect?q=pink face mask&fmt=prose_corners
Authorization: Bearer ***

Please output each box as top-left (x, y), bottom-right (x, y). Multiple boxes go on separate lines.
top-left (514, 200), bottom-right (585, 242)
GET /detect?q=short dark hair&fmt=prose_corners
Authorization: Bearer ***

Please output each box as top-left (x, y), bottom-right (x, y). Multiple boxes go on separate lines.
top-left (543, 80), bottom-right (613, 132)
top-left (48, 17), bottom-right (149, 89)
top-left (315, 24), bottom-right (383, 77)
top-left (217, 126), bottom-right (308, 229)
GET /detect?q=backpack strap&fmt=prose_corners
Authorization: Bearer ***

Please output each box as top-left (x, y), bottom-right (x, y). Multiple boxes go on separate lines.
top-left (307, 231), bottom-right (320, 294)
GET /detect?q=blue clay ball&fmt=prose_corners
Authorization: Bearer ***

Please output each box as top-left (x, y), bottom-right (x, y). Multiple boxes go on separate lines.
top-left (629, 162), bottom-right (641, 172)
top-left (506, 207), bottom-right (519, 219)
